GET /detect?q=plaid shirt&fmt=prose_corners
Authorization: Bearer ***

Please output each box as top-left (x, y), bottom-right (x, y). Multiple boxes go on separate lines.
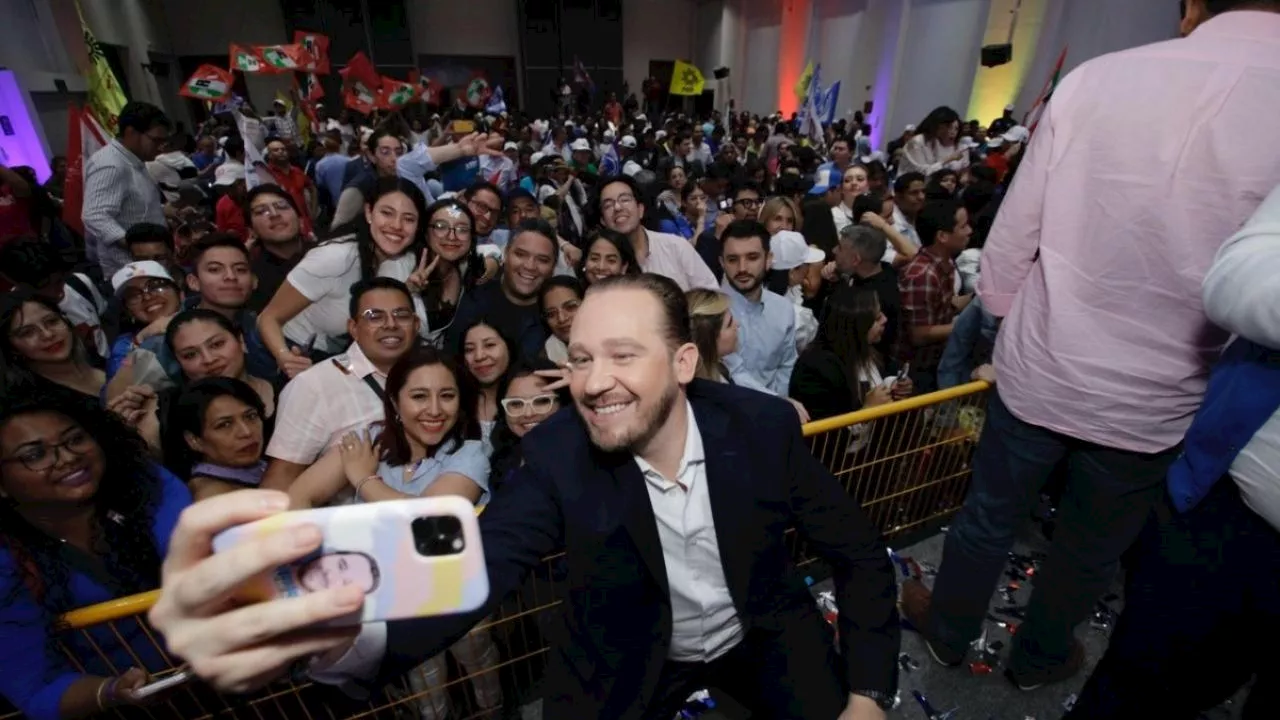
top-left (897, 249), bottom-right (957, 369)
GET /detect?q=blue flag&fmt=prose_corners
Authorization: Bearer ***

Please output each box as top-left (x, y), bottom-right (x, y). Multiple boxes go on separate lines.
top-left (599, 142), bottom-right (620, 177)
top-left (486, 86), bottom-right (507, 115)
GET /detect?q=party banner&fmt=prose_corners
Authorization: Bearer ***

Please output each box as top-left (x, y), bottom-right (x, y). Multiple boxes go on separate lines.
top-left (379, 76), bottom-right (418, 109)
top-left (179, 64), bottom-right (235, 101)
top-left (670, 60), bottom-right (705, 96)
top-left (293, 31), bottom-right (331, 74)
top-left (229, 44), bottom-right (266, 73)
top-left (258, 44), bottom-right (314, 73)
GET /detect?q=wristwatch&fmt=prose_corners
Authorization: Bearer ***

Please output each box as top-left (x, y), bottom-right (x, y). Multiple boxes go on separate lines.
top-left (851, 689), bottom-right (897, 711)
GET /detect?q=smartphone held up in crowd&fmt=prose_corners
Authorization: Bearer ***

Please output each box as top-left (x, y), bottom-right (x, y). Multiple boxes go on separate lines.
top-left (212, 496), bottom-right (489, 625)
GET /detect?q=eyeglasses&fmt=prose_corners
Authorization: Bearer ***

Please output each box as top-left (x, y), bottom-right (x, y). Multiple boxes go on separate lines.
top-left (734, 198), bottom-right (763, 210)
top-left (10, 314), bottom-right (68, 342)
top-left (468, 200), bottom-right (500, 218)
top-left (359, 308), bottom-right (416, 327)
top-left (429, 220), bottom-right (472, 238)
top-left (543, 299), bottom-right (581, 322)
top-left (1, 428), bottom-right (94, 472)
top-left (143, 131), bottom-right (171, 145)
top-left (500, 394), bottom-right (558, 417)
top-left (601, 194), bottom-right (637, 214)
top-left (122, 279), bottom-right (175, 305)
top-left (250, 201), bottom-right (295, 217)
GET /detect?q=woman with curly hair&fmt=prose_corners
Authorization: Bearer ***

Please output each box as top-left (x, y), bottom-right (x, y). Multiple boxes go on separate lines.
top-left (0, 395), bottom-right (191, 719)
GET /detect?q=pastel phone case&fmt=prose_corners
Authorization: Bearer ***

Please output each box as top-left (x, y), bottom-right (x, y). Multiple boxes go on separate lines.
top-left (212, 496), bottom-right (489, 625)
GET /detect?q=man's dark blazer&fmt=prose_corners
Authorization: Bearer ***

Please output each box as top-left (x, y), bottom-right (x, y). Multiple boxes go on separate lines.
top-left (380, 379), bottom-right (900, 718)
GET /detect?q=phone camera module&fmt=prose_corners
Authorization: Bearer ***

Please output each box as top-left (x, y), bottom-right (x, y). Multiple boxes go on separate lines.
top-left (412, 516), bottom-right (466, 557)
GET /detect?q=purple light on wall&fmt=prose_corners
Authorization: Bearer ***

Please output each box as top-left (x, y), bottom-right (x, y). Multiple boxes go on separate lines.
top-left (0, 71), bottom-right (52, 183)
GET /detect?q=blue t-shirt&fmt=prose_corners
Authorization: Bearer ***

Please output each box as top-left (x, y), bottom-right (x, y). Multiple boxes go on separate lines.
top-left (363, 438), bottom-right (491, 506)
top-left (0, 467), bottom-right (192, 720)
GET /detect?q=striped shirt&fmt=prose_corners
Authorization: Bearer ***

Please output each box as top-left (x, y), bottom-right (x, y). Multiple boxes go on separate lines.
top-left (82, 139), bottom-right (166, 277)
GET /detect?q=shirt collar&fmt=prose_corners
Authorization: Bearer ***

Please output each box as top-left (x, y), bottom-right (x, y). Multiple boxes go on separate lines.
top-left (343, 340), bottom-right (384, 380)
top-left (1194, 10), bottom-right (1280, 41)
top-left (110, 139), bottom-right (144, 169)
top-left (722, 279), bottom-right (764, 308)
top-left (634, 400), bottom-right (705, 489)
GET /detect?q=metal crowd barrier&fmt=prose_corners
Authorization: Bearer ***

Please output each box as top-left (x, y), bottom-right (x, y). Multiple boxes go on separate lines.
top-left (0, 382), bottom-right (991, 720)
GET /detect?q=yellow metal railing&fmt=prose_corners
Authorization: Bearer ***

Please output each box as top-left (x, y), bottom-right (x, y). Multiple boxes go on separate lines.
top-left (1, 382), bottom-right (992, 719)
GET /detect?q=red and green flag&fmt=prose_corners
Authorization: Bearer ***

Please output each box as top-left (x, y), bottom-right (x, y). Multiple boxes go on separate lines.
top-left (1024, 47), bottom-right (1067, 134)
top-left (179, 64), bottom-right (235, 101)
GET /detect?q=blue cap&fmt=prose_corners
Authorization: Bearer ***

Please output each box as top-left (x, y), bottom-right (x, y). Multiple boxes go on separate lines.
top-left (808, 166), bottom-right (843, 195)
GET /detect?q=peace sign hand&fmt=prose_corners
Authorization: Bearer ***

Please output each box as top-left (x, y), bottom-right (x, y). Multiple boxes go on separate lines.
top-left (405, 250), bottom-right (440, 294)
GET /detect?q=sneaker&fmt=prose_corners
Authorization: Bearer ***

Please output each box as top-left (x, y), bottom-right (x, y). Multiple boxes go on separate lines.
top-left (899, 578), bottom-right (966, 667)
top-left (1006, 638), bottom-right (1086, 691)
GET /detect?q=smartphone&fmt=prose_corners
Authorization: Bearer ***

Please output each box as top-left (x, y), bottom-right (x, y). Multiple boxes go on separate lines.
top-left (450, 119), bottom-right (476, 135)
top-left (895, 363), bottom-right (911, 383)
top-left (718, 197), bottom-right (734, 211)
top-left (130, 669), bottom-right (193, 700)
top-left (212, 497), bottom-right (488, 625)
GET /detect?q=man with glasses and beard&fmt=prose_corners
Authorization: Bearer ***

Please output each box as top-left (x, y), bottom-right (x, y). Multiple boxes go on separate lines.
top-left (149, 272), bottom-right (900, 720)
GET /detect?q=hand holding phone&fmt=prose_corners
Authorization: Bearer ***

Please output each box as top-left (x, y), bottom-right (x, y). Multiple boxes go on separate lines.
top-left (130, 669), bottom-right (194, 700)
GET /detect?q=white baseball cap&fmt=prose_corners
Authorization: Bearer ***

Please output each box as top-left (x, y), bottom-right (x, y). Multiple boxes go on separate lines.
top-left (503, 141), bottom-right (519, 152)
top-left (213, 161), bottom-right (245, 187)
top-left (619, 135), bottom-right (638, 149)
top-left (111, 261), bottom-right (176, 296)
top-left (1002, 125), bottom-right (1030, 144)
top-left (570, 138), bottom-right (591, 152)
top-left (770, 231), bottom-right (826, 270)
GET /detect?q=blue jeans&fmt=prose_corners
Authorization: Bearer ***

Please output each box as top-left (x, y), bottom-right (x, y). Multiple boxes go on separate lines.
top-left (937, 297), bottom-right (999, 390)
top-left (925, 389), bottom-right (1178, 673)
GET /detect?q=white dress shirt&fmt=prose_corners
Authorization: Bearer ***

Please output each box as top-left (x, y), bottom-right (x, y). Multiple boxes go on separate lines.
top-left (635, 401), bottom-right (744, 662)
top-left (82, 139), bottom-right (167, 277)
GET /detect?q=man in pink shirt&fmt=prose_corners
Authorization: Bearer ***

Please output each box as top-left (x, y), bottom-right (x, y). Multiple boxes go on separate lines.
top-left (901, 0), bottom-right (1280, 691)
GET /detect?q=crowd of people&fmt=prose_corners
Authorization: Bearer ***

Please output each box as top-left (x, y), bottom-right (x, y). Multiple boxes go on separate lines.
top-left (0, 1), bottom-right (1277, 718)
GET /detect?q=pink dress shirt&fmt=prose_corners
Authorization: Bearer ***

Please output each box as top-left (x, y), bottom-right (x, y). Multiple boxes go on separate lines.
top-left (979, 11), bottom-right (1280, 453)
top-left (641, 229), bottom-right (719, 292)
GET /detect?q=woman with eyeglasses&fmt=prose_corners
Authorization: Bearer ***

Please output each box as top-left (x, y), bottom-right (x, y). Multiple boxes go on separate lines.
top-left (538, 276), bottom-right (584, 365)
top-left (488, 358), bottom-right (569, 493)
top-left (1, 289), bottom-right (106, 412)
top-left (415, 199), bottom-right (489, 348)
top-left (258, 176), bottom-right (429, 379)
top-left (105, 260), bottom-right (184, 383)
top-left (284, 346), bottom-right (500, 719)
top-left (0, 395), bottom-right (192, 720)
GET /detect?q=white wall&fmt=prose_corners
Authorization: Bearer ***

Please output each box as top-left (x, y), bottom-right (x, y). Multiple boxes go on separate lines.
top-left (623, 0), bottom-right (696, 92)
top-left (406, 0), bottom-right (520, 57)
top-left (889, 0), bottom-right (992, 137)
top-left (736, 0), bottom-right (782, 114)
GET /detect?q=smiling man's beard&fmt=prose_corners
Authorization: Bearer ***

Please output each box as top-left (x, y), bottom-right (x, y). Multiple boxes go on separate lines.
top-left (578, 373), bottom-right (680, 454)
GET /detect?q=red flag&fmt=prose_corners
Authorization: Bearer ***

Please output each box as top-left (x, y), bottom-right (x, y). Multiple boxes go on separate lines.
top-left (297, 72), bottom-right (325, 103)
top-left (229, 44), bottom-right (266, 74)
top-left (379, 76), bottom-right (418, 109)
top-left (256, 44), bottom-right (314, 73)
top-left (62, 106), bottom-right (108, 238)
top-left (340, 52), bottom-right (381, 113)
top-left (292, 31), bottom-right (331, 74)
top-left (407, 70), bottom-right (442, 105)
top-left (179, 64), bottom-right (235, 101)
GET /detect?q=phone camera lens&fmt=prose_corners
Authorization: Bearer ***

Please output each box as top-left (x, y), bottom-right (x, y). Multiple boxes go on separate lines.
top-left (412, 516), bottom-right (466, 557)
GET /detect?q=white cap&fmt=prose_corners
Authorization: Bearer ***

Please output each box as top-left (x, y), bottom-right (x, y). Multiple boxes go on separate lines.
top-left (957, 136), bottom-right (979, 151)
top-left (655, 130), bottom-right (668, 141)
top-left (1004, 103), bottom-right (1015, 112)
top-left (770, 231), bottom-right (826, 270)
top-left (986, 136), bottom-right (1005, 148)
top-left (530, 151), bottom-right (545, 165)
top-left (111, 261), bottom-right (176, 296)
top-left (619, 135), bottom-right (637, 149)
top-left (213, 162), bottom-right (245, 187)
top-left (635, 113), bottom-right (647, 122)
top-left (569, 138), bottom-right (591, 152)
top-left (603, 128), bottom-right (615, 140)
top-left (905, 124), bottom-right (916, 132)
top-left (564, 120), bottom-right (575, 127)
top-left (1001, 125), bottom-right (1030, 144)
top-left (503, 141), bottom-right (519, 152)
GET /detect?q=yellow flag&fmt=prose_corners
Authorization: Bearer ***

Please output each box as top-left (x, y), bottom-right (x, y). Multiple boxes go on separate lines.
top-left (670, 60), bottom-right (706, 97)
top-left (794, 61), bottom-right (815, 101)
top-left (74, 0), bottom-right (128, 135)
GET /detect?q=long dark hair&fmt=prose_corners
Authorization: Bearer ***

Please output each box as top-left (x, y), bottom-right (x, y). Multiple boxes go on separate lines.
top-left (379, 346), bottom-right (479, 467)
top-left (420, 198), bottom-right (483, 315)
top-left (488, 357), bottom-right (569, 493)
top-left (163, 377), bottom-right (265, 479)
top-left (0, 288), bottom-right (94, 386)
top-left (577, 228), bottom-right (641, 284)
top-left (811, 288), bottom-right (882, 406)
top-left (163, 308), bottom-right (243, 379)
top-left (322, 176), bottom-right (427, 282)
top-left (0, 395), bottom-right (163, 648)
top-left (915, 106), bottom-right (962, 145)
